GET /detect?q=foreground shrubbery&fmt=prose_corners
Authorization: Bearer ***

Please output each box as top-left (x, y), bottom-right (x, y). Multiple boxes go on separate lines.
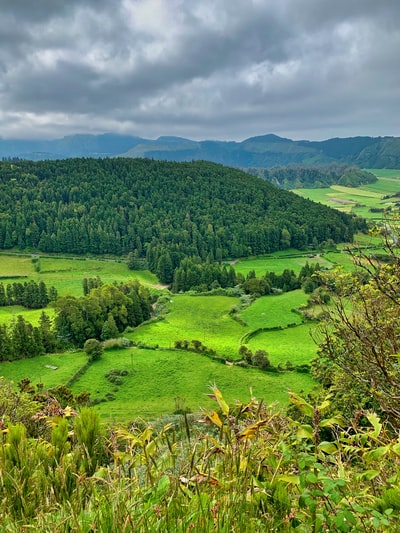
top-left (1, 382), bottom-right (400, 532)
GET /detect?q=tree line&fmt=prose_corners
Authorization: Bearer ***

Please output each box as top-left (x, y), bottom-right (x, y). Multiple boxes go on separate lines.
top-left (170, 257), bottom-right (322, 295)
top-left (0, 280), bottom-right (152, 361)
top-left (0, 280), bottom-right (57, 308)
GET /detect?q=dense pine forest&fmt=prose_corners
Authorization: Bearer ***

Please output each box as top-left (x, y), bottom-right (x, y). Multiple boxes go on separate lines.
top-left (0, 158), bottom-right (364, 279)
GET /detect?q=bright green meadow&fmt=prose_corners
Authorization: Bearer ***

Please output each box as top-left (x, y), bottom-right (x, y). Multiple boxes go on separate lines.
top-left (0, 283), bottom-right (317, 421)
top-left (232, 250), bottom-right (332, 277)
top-left (0, 306), bottom-right (56, 326)
top-left (129, 294), bottom-right (246, 358)
top-left (0, 253), bottom-right (158, 296)
top-left (1, 185), bottom-right (382, 423)
top-left (72, 347), bottom-right (314, 421)
top-left (246, 324), bottom-right (318, 367)
top-left (0, 351), bottom-right (87, 388)
top-left (240, 290), bottom-right (307, 329)
top-left (293, 169), bottom-right (400, 220)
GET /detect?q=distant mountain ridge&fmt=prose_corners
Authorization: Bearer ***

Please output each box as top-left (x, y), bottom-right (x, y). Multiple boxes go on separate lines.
top-left (1, 132), bottom-right (400, 168)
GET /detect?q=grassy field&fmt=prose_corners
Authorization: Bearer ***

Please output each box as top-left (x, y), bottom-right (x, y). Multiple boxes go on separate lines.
top-left (367, 169), bottom-right (400, 179)
top-left (0, 346), bottom-right (314, 422)
top-left (232, 251), bottom-right (332, 277)
top-left (292, 169), bottom-right (400, 220)
top-left (246, 323), bottom-right (318, 367)
top-left (70, 347), bottom-right (314, 421)
top-left (0, 286), bottom-right (316, 422)
top-left (0, 306), bottom-right (56, 325)
top-left (129, 290), bottom-right (311, 359)
top-left (129, 294), bottom-right (246, 358)
top-left (0, 253), bottom-right (159, 296)
top-left (0, 243), bottom-right (361, 422)
top-left (0, 351), bottom-right (87, 388)
top-left (240, 290), bottom-right (307, 329)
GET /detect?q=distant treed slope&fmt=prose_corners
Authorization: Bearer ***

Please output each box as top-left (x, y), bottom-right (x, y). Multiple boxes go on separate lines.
top-left (248, 164), bottom-right (377, 189)
top-left (1, 133), bottom-right (400, 168)
top-left (0, 134), bottom-right (146, 160)
top-left (0, 158), bottom-right (365, 261)
top-left (123, 135), bottom-right (400, 168)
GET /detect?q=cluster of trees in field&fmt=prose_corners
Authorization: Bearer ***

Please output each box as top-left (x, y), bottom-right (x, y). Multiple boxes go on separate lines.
top-left (249, 164), bottom-right (377, 189)
top-left (0, 313), bottom-right (56, 360)
top-left (171, 257), bottom-right (238, 291)
top-left (0, 280), bottom-right (152, 361)
top-left (0, 158), bottom-right (365, 267)
top-left (242, 261), bottom-right (323, 296)
top-left (170, 256), bottom-right (322, 295)
top-left (55, 280), bottom-right (152, 346)
top-left (0, 280), bottom-right (57, 308)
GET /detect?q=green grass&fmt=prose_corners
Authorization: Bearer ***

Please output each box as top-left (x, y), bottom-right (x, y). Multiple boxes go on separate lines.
top-left (232, 252), bottom-right (332, 277)
top-left (246, 323), bottom-right (318, 367)
top-left (367, 169), bottom-right (400, 179)
top-left (71, 347), bottom-right (314, 421)
top-left (0, 351), bottom-right (87, 388)
top-left (129, 291), bottom-right (312, 360)
top-left (0, 254), bottom-right (35, 276)
top-left (0, 253), bottom-right (159, 297)
top-left (128, 294), bottom-right (246, 358)
top-left (0, 253), bottom-right (356, 423)
top-left (0, 306), bottom-right (56, 325)
top-left (292, 170), bottom-right (400, 221)
top-left (240, 290), bottom-right (307, 329)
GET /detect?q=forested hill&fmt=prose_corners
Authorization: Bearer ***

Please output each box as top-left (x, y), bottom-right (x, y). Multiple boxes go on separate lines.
top-left (248, 164), bottom-right (377, 189)
top-left (2, 133), bottom-right (400, 168)
top-left (0, 158), bottom-right (364, 263)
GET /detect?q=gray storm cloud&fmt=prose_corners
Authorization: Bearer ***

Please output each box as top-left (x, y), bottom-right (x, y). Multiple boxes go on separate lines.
top-left (0, 0), bottom-right (399, 140)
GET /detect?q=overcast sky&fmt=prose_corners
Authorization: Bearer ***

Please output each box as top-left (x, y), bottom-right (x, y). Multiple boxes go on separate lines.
top-left (0, 0), bottom-right (399, 141)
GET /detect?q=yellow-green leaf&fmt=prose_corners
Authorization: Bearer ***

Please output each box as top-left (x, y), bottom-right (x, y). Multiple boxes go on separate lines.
top-left (319, 416), bottom-right (345, 428)
top-left (289, 392), bottom-right (314, 418)
top-left (238, 419), bottom-right (269, 440)
top-left (366, 412), bottom-right (382, 439)
top-left (296, 424), bottom-right (314, 439)
top-left (392, 442), bottom-right (400, 456)
top-left (208, 411), bottom-right (223, 428)
top-left (211, 386), bottom-right (230, 416)
top-left (364, 445), bottom-right (390, 462)
top-left (318, 441), bottom-right (338, 454)
top-left (278, 474), bottom-right (300, 485)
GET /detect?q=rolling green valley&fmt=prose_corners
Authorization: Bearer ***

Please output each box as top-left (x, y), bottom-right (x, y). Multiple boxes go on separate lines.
top-left (1, 159), bottom-right (400, 531)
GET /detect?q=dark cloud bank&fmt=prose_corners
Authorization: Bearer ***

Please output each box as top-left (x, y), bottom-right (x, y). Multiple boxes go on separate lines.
top-left (0, 0), bottom-right (399, 141)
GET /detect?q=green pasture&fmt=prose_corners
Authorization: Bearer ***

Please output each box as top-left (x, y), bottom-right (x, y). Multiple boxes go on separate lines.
top-left (361, 179), bottom-right (400, 196)
top-left (0, 253), bottom-right (159, 296)
top-left (71, 347), bottom-right (314, 421)
top-left (321, 250), bottom-right (358, 271)
top-left (292, 170), bottom-right (400, 220)
top-left (352, 232), bottom-right (384, 248)
top-left (233, 252), bottom-right (332, 278)
top-left (128, 294), bottom-right (245, 358)
top-left (246, 323), bottom-right (318, 367)
top-left (0, 351), bottom-right (87, 388)
top-left (0, 253), bottom-right (358, 422)
top-left (0, 306), bottom-right (56, 325)
top-left (0, 254), bottom-right (34, 276)
top-left (128, 291), bottom-right (312, 360)
top-left (240, 290), bottom-right (307, 329)
top-left (367, 169), bottom-right (400, 179)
